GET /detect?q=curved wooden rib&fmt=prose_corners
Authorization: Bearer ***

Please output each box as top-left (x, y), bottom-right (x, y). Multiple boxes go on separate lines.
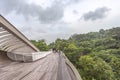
top-left (0, 15), bottom-right (39, 53)
top-left (5, 44), bottom-right (26, 51)
top-left (1, 41), bottom-right (23, 50)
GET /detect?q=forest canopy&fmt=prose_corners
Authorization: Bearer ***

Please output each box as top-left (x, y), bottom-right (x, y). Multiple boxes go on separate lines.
top-left (31, 27), bottom-right (120, 80)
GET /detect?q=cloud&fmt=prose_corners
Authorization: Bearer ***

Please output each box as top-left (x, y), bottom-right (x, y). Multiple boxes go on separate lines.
top-left (39, 3), bottom-right (64, 23)
top-left (82, 7), bottom-right (111, 21)
top-left (73, 10), bottom-right (79, 14)
top-left (0, 0), bottom-right (63, 23)
top-left (59, 0), bottom-right (80, 5)
top-left (0, 0), bottom-right (81, 23)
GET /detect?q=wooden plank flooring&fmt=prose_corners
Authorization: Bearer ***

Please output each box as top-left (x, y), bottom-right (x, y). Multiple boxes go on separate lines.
top-left (0, 52), bottom-right (77, 80)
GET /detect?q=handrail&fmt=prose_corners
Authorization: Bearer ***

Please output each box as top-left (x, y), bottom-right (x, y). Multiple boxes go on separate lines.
top-left (61, 52), bottom-right (82, 80)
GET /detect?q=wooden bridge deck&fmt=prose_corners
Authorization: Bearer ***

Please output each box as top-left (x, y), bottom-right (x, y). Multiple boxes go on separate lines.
top-left (0, 52), bottom-right (79, 80)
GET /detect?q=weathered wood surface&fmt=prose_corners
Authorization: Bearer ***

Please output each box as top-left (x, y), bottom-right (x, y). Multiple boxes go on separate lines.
top-left (7, 51), bottom-right (51, 62)
top-left (0, 52), bottom-right (81, 80)
top-left (0, 15), bottom-right (39, 53)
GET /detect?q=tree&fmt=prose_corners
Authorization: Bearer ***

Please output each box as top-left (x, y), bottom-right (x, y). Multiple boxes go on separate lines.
top-left (31, 40), bottom-right (49, 51)
top-left (109, 57), bottom-right (120, 79)
top-left (47, 27), bottom-right (120, 80)
top-left (78, 56), bottom-right (114, 80)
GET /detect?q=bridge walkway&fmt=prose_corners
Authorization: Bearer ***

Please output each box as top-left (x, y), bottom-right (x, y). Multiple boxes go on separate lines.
top-left (0, 52), bottom-right (80, 80)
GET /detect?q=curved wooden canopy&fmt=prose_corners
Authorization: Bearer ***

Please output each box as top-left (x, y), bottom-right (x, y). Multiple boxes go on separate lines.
top-left (0, 15), bottom-right (39, 53)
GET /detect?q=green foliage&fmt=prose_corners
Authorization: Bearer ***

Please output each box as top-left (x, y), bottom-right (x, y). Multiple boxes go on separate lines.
top-left (31, 40), bottom-right (49, 51)
top-left (64, 43), bottom-right (78, 52)
top-left (109, 57), bottom-right (120, 79)
top-left (79, 41), bottom-right (92, 48)
top-left (78, 56), bottom-right (114, 80)
top-left (49, 27), bottom-right (120, 80)
top-left (49, 38), bottom-right (69, 51)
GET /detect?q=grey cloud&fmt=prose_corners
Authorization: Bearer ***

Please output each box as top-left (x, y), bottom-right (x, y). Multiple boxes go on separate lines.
top-left (57, 0), bottom-right (80, 5)
top-left (0, 0), bottom-right (41, 17)
top-left (0, 0), bottom-right (63, 23)
top-left (19, 26), bottom-right (46, 34)
top-left (82, 7), bottom-right (111, 21)
top-left (73, 10), bottom-right (79, 14)
top-left (39, 4), bottom-right (64, 23)
top-left (29, 32), bottom-right (71, 44)
top-left (0, 0), bottom-right (80, 23)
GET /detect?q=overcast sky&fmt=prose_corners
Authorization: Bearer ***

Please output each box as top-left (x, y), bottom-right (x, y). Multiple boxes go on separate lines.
top-left (0, 0), bottom-right (120, 43)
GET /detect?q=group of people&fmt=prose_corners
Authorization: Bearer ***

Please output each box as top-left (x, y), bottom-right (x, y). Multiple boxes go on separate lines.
top-left (52, 48), bottom-right (61, 54)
